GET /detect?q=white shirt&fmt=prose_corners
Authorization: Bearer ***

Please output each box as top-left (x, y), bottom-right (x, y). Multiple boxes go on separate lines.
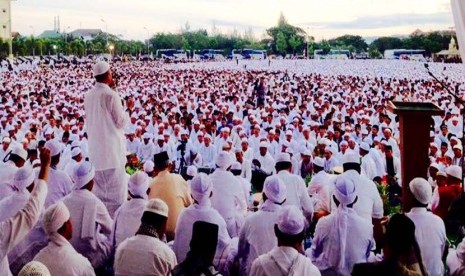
top-left (254, 153), bottom-right (275, 175)
top-left (111, 198), bottom-right (147, 250)
top-left (0, 180), bottom-right (47, 276)
top-left (137, 141), bottom-right (156, 162)
top-left (62, 189), bottom-right (113, 268)
top-left (210, 169), bottom-right (247, 237)
top-left (44, 168), bottom-right (73, 208)
top-left (308, 171), bottom-right (335, 213)
top-left (199, 144), bottom-right (217, 168)
top-left (114, 234), bottom-right (177, 276)
top-left (173, 203), bottom-right (235, 268)
top-left (361, 154), bottom-right (378, 180)
top-left (238, 200), bottom-right (281, 275)
top-left (406, 207), bottom-right (446, 276)
top-left (277, 170), bottom-right (314, 220)
top-left (250, 246), bottom-right (321, 276)
top-left (84, 83), bottom-right (129, 171)
top-left (34, 234), bottom-right (95, 276)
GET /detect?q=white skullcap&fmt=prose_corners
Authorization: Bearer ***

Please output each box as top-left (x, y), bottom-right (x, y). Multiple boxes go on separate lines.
top-left (128, 171), bottom-right (149, 198)
top-left (190, 173), bottom-right (213, 205)
top-left (43, 201), bottom-right (70, 235)
top-left (11, 146), bottom-right (28, 161)
top-left (44, 140), bottom-right (61, 156)
top-left (145, 198), bottom-right (169, 217)
top-left (72, 161), bottom-right (95, 189)
top-left (343, 151), bottom-right (360, 164)
top-left (92, 61), bottom-right (110, 77)
top-left (186, 165), bottom-right (198, 177)
top-left (277, 205), bottom-right (305, 235)
top-left (180, 129), bottom-right (189, 136)
top-left (302, 150), bottom-right (312, 156)
top-left (340, 140), bottom-right (348, 147)
top-left (334, 176), bottom-right (357, 206)
top-left (71, 147), bottom-right (81, 158)
top-left (446, 165), bottom-right (462, 180)
top-left (215, 151), bottom-right (233, 169)
top-left (263, 175), bottom-right (287, 204)
top-left (275, 152), bottom-right (291, 163)
top-left (259, 141), bottom-right (269, 148)
top-left (285, 130), bottom-right (293, 136)
top-left (359, 142), bottom-right (370, 152)
top-left (18, 261), bottom-right (51, 276)
top-left (13, 165), bottom-right (35, 191)
top-left (231, 162), bottom-right (242, 171)
top-left (313, 157), bottom-right (325, 168)
top-left (143, 160), bottom-right (154, 173)
top-left (221, 127), bottom-right (230, 132)
top-left (142, 133), bottom-right (152, 139)
top-left (409, 178), bottom-right (432, 205)
top-left (2, 137), bottom-right (11, 143)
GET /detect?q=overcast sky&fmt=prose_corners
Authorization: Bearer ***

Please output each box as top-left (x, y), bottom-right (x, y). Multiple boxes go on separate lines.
top-left (13, 0), bottom-right (454, 41)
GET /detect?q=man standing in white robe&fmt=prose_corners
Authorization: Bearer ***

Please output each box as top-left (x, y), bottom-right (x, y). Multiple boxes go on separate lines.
top-left (84, 61), bottom-right (133, 217)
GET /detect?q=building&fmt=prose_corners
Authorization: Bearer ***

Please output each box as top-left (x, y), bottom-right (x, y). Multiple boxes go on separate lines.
top-left (69, 29), bottom-right (102, 42)
top-left (38, 16), bottom-right (62, 39)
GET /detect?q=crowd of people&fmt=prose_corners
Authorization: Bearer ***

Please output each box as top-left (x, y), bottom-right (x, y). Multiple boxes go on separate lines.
top-left (0, 58), bottom-right (465, 275)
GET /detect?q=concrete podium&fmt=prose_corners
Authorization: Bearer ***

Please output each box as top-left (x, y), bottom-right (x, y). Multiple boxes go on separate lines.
top-left (388, 101), bottom-right (444, 212)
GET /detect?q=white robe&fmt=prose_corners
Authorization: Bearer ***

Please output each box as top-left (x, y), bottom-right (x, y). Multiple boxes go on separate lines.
top-left (277, 170), bottom-right (314, 221)
top-left (44, 168), bottom-right (74, 208)
top-left (111, 198), bottom-right (147, 250)
top-left (0, 180), bottom-right (47, 276)
top-left (62, 189), bottom-right (112, 268)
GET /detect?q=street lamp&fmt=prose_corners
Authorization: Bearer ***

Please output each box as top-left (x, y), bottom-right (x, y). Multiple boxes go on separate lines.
top-left (109, 44), bottom-right (114, 55)
top-left (52, 44), bottom-right (58, 59)
top-left (143, 26), bottom-right (150, 54)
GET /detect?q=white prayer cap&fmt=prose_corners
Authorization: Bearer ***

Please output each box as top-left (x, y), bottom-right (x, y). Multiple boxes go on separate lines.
top-left (259, 141), bottom-right (269, 148)
top-left (44, 140), bottom-right (61, 156)
top-left (43, 201), bottom-right (70, 235)
top-left (186, 165), bottom-right (198, 177)
top-left (221, 127), bottom-right (230, 133)
top-left (11, 146), bottom-right (28, 161)
top-left (2, 137), bottom-right (10, 143)
top-left (72, 161), bottom-right (95, 189)
top-left (71, 147), bottom-right (81, 158)
top-left (92, 61), bottom-right (110, 77)
top-left (215, 151), bottom-right (232, 169)
top-left (429, 163), bottom-right (440, 170)
top-left (128, 171), bottom-right (149, 198)
top-left (334, 175), bottom-right (357, 206)
top-left (143, 160), bottom-right (154, 173)
top-left (142, 133), bottom-right (152, 139)
top-left (340, 140), bottom-right (348, 147)
top-left (285, 130), bottom-right (293, 136)
top-left (313, 157), bottom-right (325, 168)
top-left (27, 141), bottom-right (38, 150)
top-left (231, 162), bottom-right (242, 171)
top-left (275, 152), bottom-right (291, 163)
top-left (446, 165), bottom-right (462, 180)
top-left (13, 165), bottom-right (35, 190)
top-left (180, 129), bottom-right (189, 136)
top-left (18, 261), bottom-right (51, 276)
top-left (263, 175), bottom-right (287, 204)
top-left (409, 178), bottom-right (432, 205)
top-left (359, 142), bottom-right (370, 152)
top-left (190, 173), bottom-right (213, 205)
top-left (453, 145), bottom-right (462, 151)
top-left (145, 198), bottom-right (169, 217)
top-left (277, 205), bottom-right (305, 235)
top-left (343, 151), bottom-right (360, 164)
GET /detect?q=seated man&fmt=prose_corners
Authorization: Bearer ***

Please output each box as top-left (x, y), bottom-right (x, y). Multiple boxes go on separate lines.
top-left (114, 199), bottom-right (177, 275)
top-left (111, 171), bottom-right (149, 250)
top-left (63, 161), bottom-right (112, 270)
top-left (250, 206), bottom-right (321, 276)
top-left (34, 201), bottom-right (95, 275)
top-left (172, 221), bottom-right (221, 276)
top-left (173, 173), bottom-right (237, 274)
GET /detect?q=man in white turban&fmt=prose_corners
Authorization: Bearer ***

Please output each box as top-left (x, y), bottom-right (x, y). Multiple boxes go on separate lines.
top-left (210, 151), bottom-right (247, 237)
top-left (0, 146), bottom-right (28, 198)
top-left (111, 171), bottom-right (149, 250)
top-left (34, 201), bottom-right (95, 275)
top-left (311, 176), bottom-right (374, 275)
top-left (62, 161), bottom-right (112, 270)
top-left (238, 175), bottom-right (287, 275)
top-left (250, 205), bottom-right (321, 276)
top-left (18, 261), bottom-right (51, 276)
top-left (173, 173), bottom-right (237, 274)
top-left (84, 61), bottom-right (134, 217)
top-left (406, 177), bottom-right (446, 276)
top-left (0, 148), bottom-right (51, 276)
top-left (114, 199), bottom-right (177, 275)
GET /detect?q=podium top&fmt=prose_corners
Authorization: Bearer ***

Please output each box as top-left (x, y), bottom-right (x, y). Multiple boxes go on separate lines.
top-left (388, 101), bottom-right (444, 116)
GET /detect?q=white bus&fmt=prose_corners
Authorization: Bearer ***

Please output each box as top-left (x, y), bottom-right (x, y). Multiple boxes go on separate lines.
top-left (193, 49), bottom-right (225, 60)
top-left (314, 49), bottom-right (350, 60)
top-left (231, 49), bottom-right (266, 60)
top-left (156, 49), bottom-right (188, 60)
top-left (384, 49), bottom-right (426, 61)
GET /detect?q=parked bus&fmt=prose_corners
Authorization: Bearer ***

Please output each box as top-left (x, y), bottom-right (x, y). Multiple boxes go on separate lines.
top-left (231, 49), bottom-right (266, 60)
top-left (384, 49), bottom-right (426, 61)
top-left (155, 49), bottom-right (188, 60)
top-left (193, 49), bottom-right (225, 60)
top-left (314, 49), bottom-right (350, 60)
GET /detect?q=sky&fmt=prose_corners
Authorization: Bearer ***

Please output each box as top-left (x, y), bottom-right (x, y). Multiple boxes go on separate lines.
top-left (12, 0), bottom-right (454, 41)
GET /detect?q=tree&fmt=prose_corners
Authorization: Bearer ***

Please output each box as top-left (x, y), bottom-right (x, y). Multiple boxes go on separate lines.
top-left (275, 32), bottom-right (287, 56)
top-left (328, 35), bottom-right (368, 53)
top-left (267, 13), bottom-right (306, 55)
top-left (288, 34), bottom-right (301, 55)
top-left (370, 37), bottom-right (403, 54)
